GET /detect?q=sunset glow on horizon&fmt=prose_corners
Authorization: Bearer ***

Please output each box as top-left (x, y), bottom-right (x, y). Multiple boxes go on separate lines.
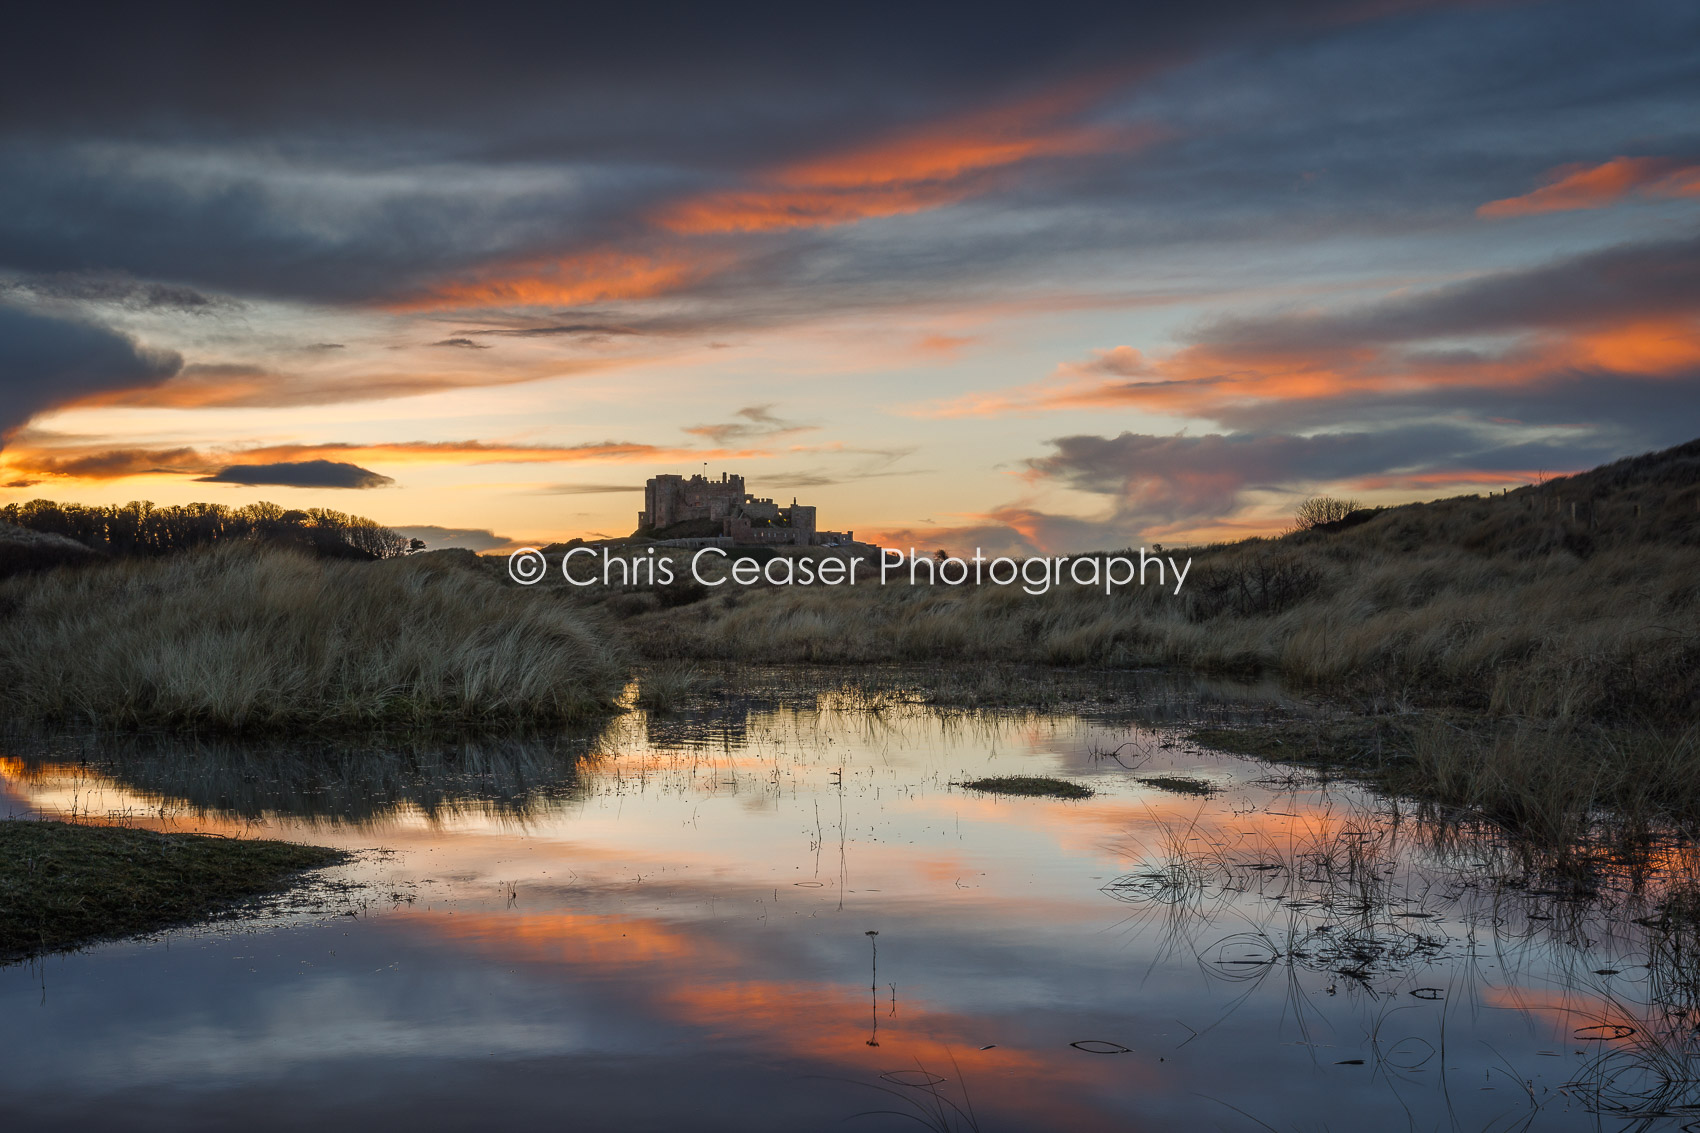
top-left (3, 2), bottom-right (1697, 555)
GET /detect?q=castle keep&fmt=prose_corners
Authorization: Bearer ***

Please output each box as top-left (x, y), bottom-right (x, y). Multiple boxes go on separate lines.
top-left (638, 472), bottom-right (854, 547)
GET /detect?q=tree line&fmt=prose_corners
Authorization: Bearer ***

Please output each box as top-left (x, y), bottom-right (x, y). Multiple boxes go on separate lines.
top-left (0, 500), bottom-right (413, 559)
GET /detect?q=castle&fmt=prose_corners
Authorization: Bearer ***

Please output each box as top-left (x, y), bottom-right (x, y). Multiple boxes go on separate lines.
top-left (638, 472), bottom-right (855, 547)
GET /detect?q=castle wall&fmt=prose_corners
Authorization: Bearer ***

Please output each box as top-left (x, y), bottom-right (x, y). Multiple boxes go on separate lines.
top-left (643, 473), bottom-right (746, 530)
top-left (639, 472), bottom-right (852, 547)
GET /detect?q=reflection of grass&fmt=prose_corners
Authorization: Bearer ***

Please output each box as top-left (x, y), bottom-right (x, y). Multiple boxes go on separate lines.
top-left (837, 1054), bottom-right (983, 1133)
top-left (1193, 716), bottom-right (1700, 845)
top-left (0, 819), bottom-right (341, 964)
top-left (1136, 775), bottom-right (1219, 796)
top-left (1113, 804), bottom-right (1450, 983)
top-left (4, 731), bottom-right (598, 826)
top-left (960, 775), bottom-right (1092, 799)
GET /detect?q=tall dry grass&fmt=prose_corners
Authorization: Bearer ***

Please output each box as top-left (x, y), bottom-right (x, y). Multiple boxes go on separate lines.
top-left (0, 544), bottom-right (627, 730)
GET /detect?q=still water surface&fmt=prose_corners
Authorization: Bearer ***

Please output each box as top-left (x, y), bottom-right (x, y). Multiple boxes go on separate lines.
top-left (2, 675), bottom-right (1694, 1131)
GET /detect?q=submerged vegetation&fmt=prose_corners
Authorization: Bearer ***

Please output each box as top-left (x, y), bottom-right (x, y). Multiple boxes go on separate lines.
top-left (0, 543), bottom-right (628, 730)
top-left (1114, 801), bottom-right (1700, 1128)
top-left (1134, 774), bottom-right (1219, 796)
top-left (0, 819), bottom-right (342, 964)
top-left (1111, 793), bottom-right (1700, 1126)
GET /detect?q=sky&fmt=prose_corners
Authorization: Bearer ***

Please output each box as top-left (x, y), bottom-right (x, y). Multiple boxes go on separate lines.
top-left (1, 0), bottom-right (1697, 554)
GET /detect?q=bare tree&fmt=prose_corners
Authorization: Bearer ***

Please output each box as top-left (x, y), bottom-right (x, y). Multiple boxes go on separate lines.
top-left (1292, 496), bottom-right (1363, 531)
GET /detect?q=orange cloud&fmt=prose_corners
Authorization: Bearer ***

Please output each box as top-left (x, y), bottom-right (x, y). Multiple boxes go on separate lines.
top-left (1343, 468), bottom-right (1541, 492)
top-left (861, 503), bottom-right (1114, 557)
top-left (1478, 156), bottom-right (1700, 218)
top-left (915, 333), bottom-right (978, 356)
top-left (393, 245), bottom-right (732, 312)
top-left (1134, 514), bottom-right (1289, 545)
top-left (928, 312), bottom-right (1700, 422)
top-left (0, 438), bottom-right (772, 483)
top-left (60, 359), bottom-right (623, 411)
top-left (656, 87), bottom-right (1149, 236)
top-left (1569, 315), bottom-right (1700, 373)
top-left (655, 95), bottom-right (1150, 236)
top-left (409, 85), bottom-right (1153, 310)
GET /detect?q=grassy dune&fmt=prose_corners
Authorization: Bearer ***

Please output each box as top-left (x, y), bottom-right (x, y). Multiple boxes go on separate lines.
top-left (2, 441), bottom-right (1695, 837)
top-left (619, 441), bottom-right (1700, 730)
top-left (0, 543), bottom-right (627, 730)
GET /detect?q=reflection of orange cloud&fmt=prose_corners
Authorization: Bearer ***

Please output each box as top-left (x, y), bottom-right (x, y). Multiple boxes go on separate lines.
top-left (1478, 985), bottom-right (1641, 1038)
top-left (1479, 156), bottom-right (1700, 218)
top-left (414, 907), bottom-right (1141, 1129)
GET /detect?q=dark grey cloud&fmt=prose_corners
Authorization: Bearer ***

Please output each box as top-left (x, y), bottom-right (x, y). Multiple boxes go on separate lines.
top-left (454, 323), bottom-right (643, 339)
top-left (0, 145), bottom-right (572, 306)
top-left (0, 3), bottom-right (1405, 137)
top-left (757, 466), bottom-right (925, 489)
top-left (1130, 231), bottom-right (1700, 454)
top-left (196, 460), bottom-right (393, 489)
top-left (1027, 427), bottom-right (1623, 529)
top-left (0, 304), bottom-right (181, 437)
top-left (530, 483), bottom-right (644, 495)
top-left (871, 506), bottom-right (1123, 557)
top-left (1206, 369), bottom-right (1700, 449)
top-left (392, 525), bottom-right (513, 551)
top-left (431, 337), bottom-right (489, 349)
top-left (3, 273), bottom-right (236, 313)
top-left (1194, 232), bottom-right (1700, 356)
top-left (7, 0), bottom-right (1680, 316)
top-left (684, 405), bottom-right (816, 446)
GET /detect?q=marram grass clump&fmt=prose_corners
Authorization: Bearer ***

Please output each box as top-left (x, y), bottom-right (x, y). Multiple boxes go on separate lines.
top-left (0, 543), bottom-right (629, 730)
top-left (0, 819), bottom-right (343, 964)
top-left (960, 775), bottom-right (1093, 799)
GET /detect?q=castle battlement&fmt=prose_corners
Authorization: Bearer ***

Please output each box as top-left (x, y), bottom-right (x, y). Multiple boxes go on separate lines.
top-left (638, 472), bottom-right (852, 547)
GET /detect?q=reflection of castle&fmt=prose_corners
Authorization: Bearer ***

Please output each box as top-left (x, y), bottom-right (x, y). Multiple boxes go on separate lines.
top-left (639, 472), bottom-right (854, 547)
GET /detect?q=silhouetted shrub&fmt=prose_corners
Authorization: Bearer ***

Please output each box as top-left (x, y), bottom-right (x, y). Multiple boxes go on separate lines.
top-left (1293, 496), bottom-right (1363, 530)
top-left (0, 500), bottom-right (407, 560)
